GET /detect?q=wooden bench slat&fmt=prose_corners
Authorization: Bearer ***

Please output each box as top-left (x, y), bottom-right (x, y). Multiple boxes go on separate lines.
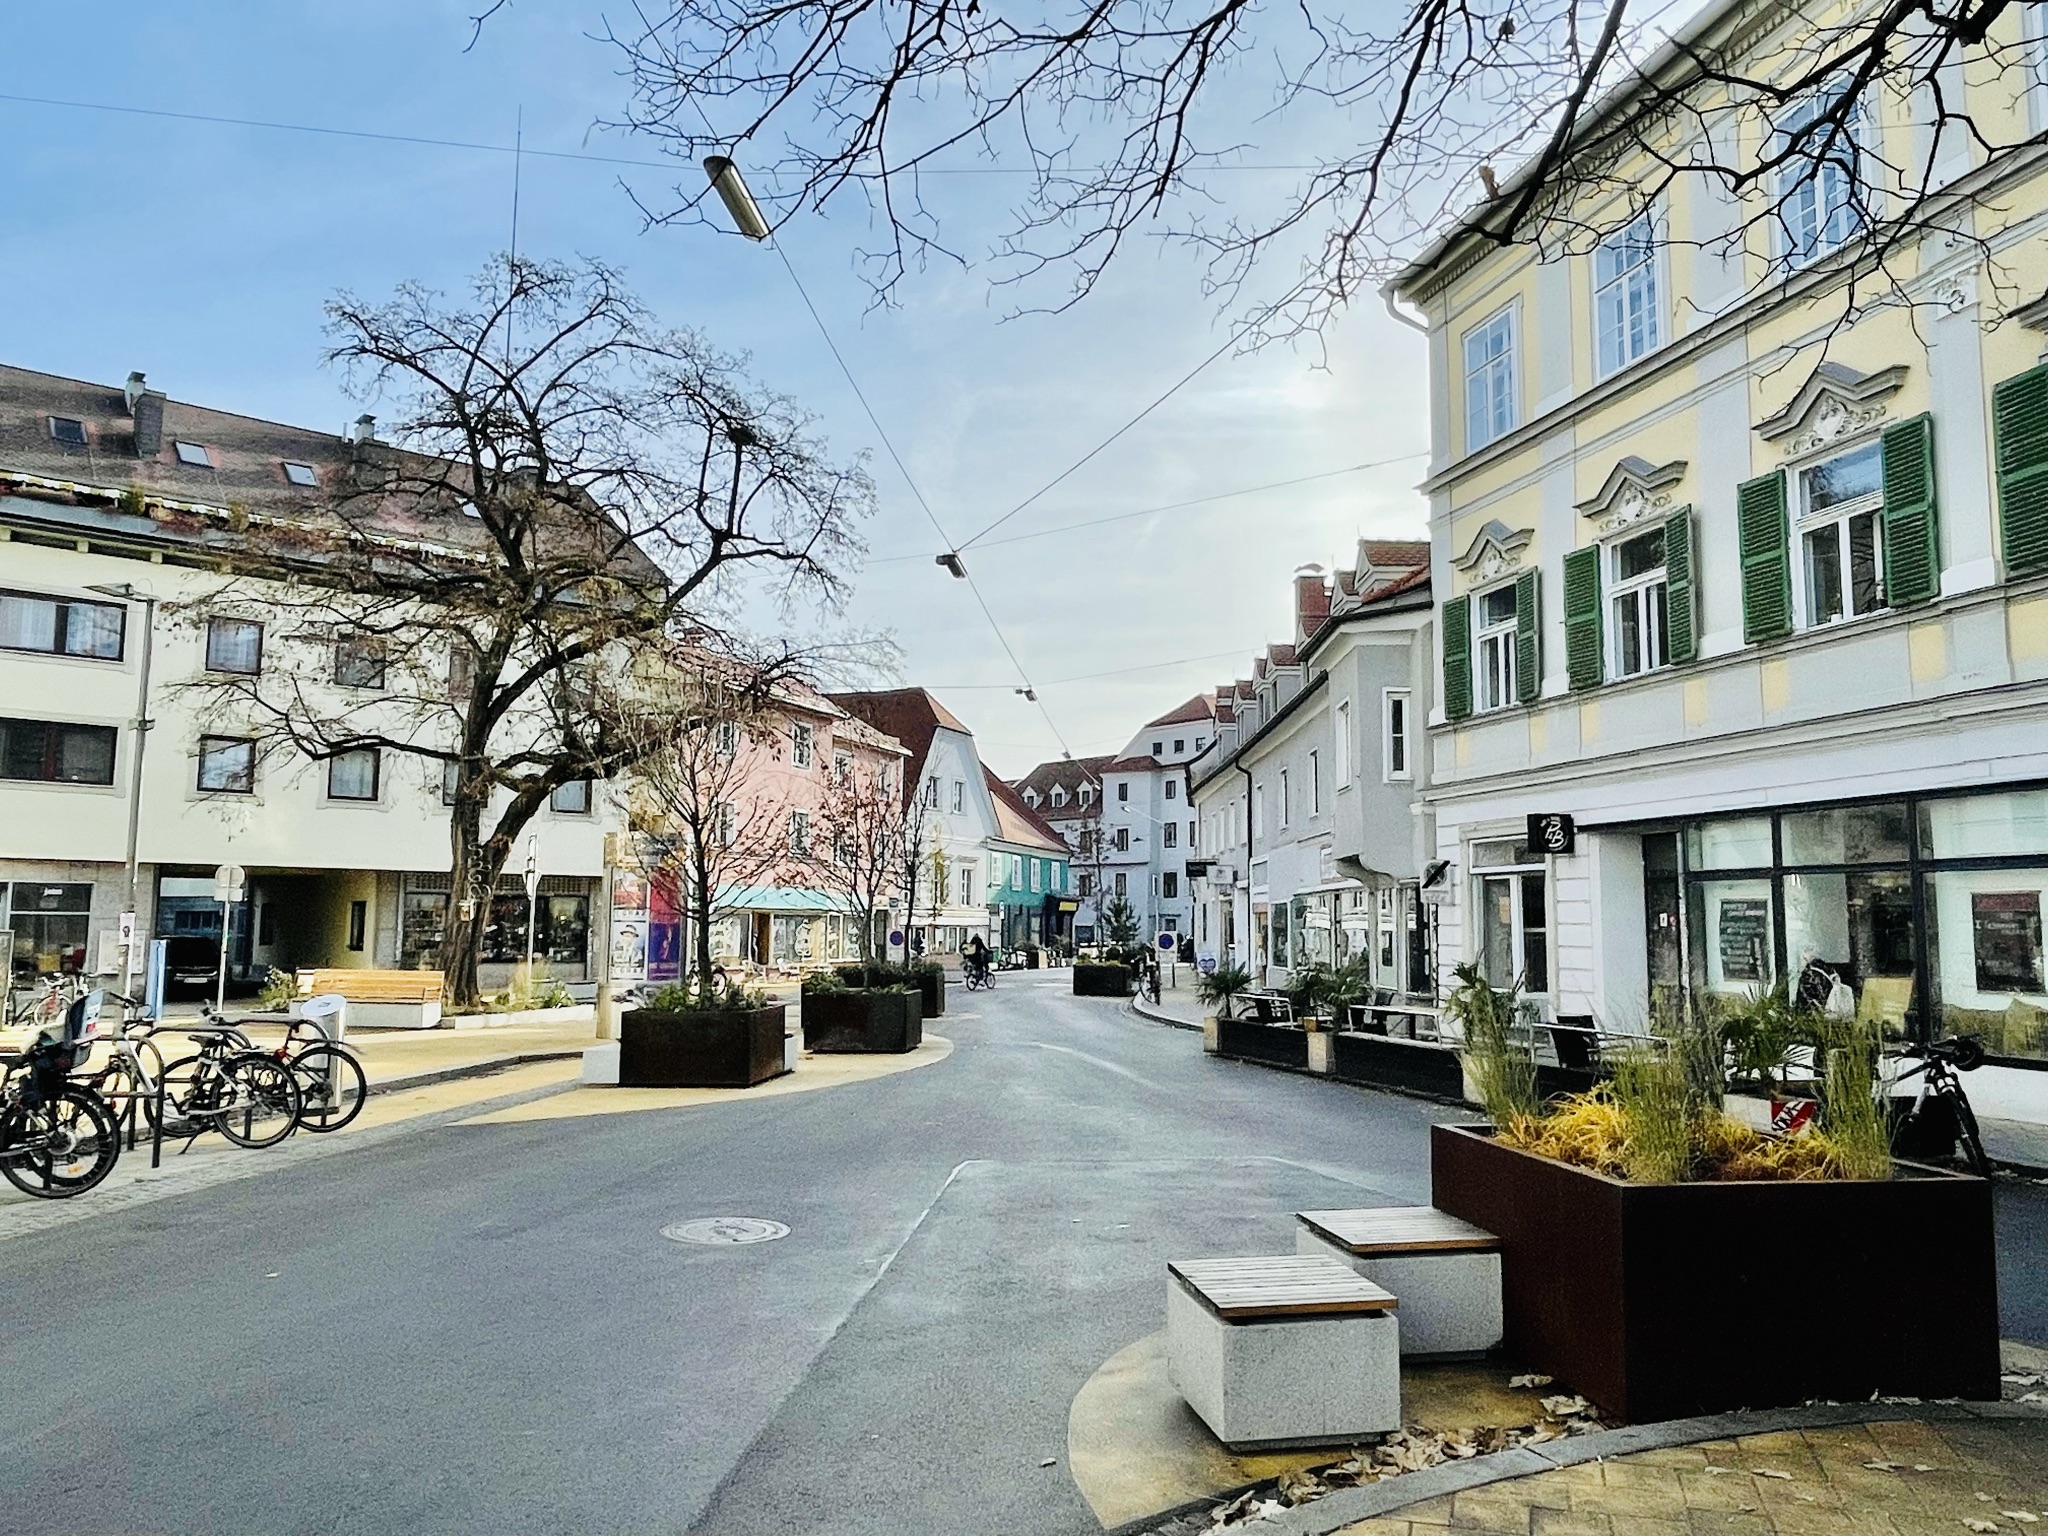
top-left (1169, 1255), bottom-right (1396, 1320)
top-left (299, 969), bottom-right (444, 1004)
top-left (1296, 1206), bottom-right (1499, 1255)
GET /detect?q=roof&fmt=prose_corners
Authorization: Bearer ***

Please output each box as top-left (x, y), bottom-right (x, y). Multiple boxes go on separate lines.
top-left (1012, 755), bottom-right (1110, 815)
top-left (1102, 755), bottom-right (1165, 774)
top-left (1142, 693), bottom-right (1217, 730)
top-left (983, 766), bottom-right (1067, 852)
top-left (1359, 539), bottom-right (1429, 568)
top-left (828, 688), bottom-right (972, 804)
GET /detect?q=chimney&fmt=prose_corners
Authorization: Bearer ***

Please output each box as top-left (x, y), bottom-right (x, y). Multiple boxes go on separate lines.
top-left (1294, 563), bottom-right (1331, 643)
top-left (124, 371), bottom-right (148, 412)
top-left (346, 413), bottom-right (377, 445)
top-left (131, 390), bottom-right (166, 459)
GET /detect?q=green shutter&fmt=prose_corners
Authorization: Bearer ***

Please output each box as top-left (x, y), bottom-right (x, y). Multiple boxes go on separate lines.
top-left (1442, 596), bottom-right (1472, 721)
top-left (1880, 413), bottom-right (1940, 606)
top-left (1514, 569), bottom-right (1541, 705)
top-left (1994, 362), bottom-right (2048, 576)
top-left (1664, 506), bottom-right (1698, 664)
top-left (1562, 545), bottom-right (1603, 691)
top-left (1737, 470), bottom-right (1792, 642)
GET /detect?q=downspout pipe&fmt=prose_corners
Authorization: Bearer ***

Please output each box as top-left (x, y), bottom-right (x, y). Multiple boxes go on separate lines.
top-left (1237, 761), bottom-right (1255, 975)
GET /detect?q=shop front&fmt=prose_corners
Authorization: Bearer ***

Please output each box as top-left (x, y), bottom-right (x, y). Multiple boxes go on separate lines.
top-left (400, 871), bottom-right (597, 982)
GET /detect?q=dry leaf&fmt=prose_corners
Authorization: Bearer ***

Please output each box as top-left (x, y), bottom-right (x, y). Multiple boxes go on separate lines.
top-left (1865, 1461), bottom-right (1908, 1471)
top-left (2002, 1514), bottom-right (2039, 1523)
top-left (1509, 1373), bottom-right (1554, 1389)
top-left (1916, 1465), bottom-right (1937, 1472)
top-left (1962, 1521), bottom-right (1999, 1533)
top-left (1038, 1457), bottom-right (1057, 1468)
top-left (1541, 1394), bottom-right (1591, 1416)
top-left (2003, 1374), bottom-right (2044, 1386)
top-left (1753, 1469), bottom-right (1793, 1480)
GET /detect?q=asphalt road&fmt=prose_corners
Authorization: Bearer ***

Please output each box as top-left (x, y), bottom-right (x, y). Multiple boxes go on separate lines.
top-left (0, 981), bottom-right (2040, 1536)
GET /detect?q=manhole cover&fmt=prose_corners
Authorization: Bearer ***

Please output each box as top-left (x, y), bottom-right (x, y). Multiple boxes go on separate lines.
top-left (662, 1217), bottom-right (789, 1246)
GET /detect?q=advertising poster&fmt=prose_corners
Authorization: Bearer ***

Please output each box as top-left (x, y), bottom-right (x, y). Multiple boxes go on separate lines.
top-left (1972, 890), bottom-right (2044, 993)
top-left (611, 869), bottom-right (649, 914)
top-left (1717, 898), bottom-right (1769, 982)
top-left (610, 916), bottom-right (648, 983)
top-left (646, 869), bottom-right (683, 983)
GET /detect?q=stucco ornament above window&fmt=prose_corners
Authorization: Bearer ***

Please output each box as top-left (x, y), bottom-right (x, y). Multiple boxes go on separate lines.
top-left (1575, 456), bottom-right (1687, 536)
top-left (1756, 361), bottom-right (1909, 457)
top-left (1450, 519), bottom-right (1534, 583)
top-left (2012, 289), bottom-right (2048, 358)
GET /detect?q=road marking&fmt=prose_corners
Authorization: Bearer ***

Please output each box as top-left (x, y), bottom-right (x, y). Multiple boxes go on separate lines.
top-left (1030, 1042), bottom-right (1168, 1092)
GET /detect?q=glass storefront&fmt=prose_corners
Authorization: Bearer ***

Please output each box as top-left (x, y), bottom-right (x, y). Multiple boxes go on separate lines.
top-left (2, 881), bottom-right (93, 981)
top-left (1674, 785), bottom-right (2048, 1063)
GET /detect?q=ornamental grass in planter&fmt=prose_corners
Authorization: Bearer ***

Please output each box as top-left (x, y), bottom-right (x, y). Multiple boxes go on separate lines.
top-left (1435, 969), bottom-right (1997, 1421)
top-left (801, 971), bottom-right (922, 1054)
top-left (620, 981), bottom-right (788, 1088)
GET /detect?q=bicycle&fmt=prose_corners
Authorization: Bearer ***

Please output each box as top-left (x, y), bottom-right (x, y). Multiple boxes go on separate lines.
top-left (0, 990), bottom-right (121, 1199)
top-left (963, 959), bottom-right (995, 992)
top-left (262, 996), bottom-right (366, 1134)
top-left (148, 1010), bottom-right (303, 1152)
top-left (1888, 1035), bottom-right (1991, 1178)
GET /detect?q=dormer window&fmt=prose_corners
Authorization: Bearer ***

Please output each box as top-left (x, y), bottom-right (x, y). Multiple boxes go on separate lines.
top-left (49, 416), bottom-right (86, 447)
top-left (1023, 787), bottom-right (1040, 807)
top-left (1079, 784), bottom-right (1094, 806)
top-left (283, 461), bottom-right (320, 487)
top-left (174, 441), bottom-right (213, 468)
top-left (1051, 786), bottom-right (1067, 808)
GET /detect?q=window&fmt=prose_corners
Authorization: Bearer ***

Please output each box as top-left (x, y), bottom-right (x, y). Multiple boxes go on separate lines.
top-left (197, 736), bottom-right (255, 793)
top-left (1165, 779), bottom-right (1177, 801)
top-left (282, 461), bottom-right (319, 487)
top-left (333, 640), bottom-right (386, 690)
top-left (327, 746), bottom-right (380, 801)
top-left (1163, 871), bottom-right (1179, 899)
top-left (1463, 307), bottom-right (1518, 451)
top-left (1797, 441), bottom-right (1886, 627)
top-left (1188, 820), bottom-right (1196, 846)
top-left (0, 718), bottom-right (116, 784)
top-left (924, 776), bottom-right (940, 808)
top-left (1476, 851), bottom-right (1550, 994)
top-left (1309, 751), bottom-right (1320, 815)
top-left (173, 441), bottom-right (213, 467)
top-left (551, 780), bottom-right (591, 815)
top-left (1029, 860), bottom-right (1040, 893)
top-left (834, 831), bottom-right (856, 866)
top-left (1608, 527), bottom-right (1671, 676)
top-left (1174, 738), bottom-right (1185, 753)
top-left (1335, 700), bottom-right (1352, 784)
top-left (446, 642), bottom-right (475, 703)
top-left (1114, 872), bottom-right (1128, 899)
top-left (1114, 827), bottom-right (1130, 852)
top-left (1594, 213), bottom-right (1661, 376)
top-left (716, 802), bottom-right (735, 847)
top-left (0, 590), bottom-right (125, 661)
top-left (49, 416), bottom-right (86, 447)
top-left (1474, 584), bottom-right (1519, 713)
top-left (1078, 873), bottom-right (1096, 898)
top-left (958, 863), bottom-right (977, 903)
top-left (1384, 690), bottom-right (1411, 780)
top-left (713, 720), bottom-right (738, 758)
top-left (1152, 740), bottom-right (1163, 755)
top-left (789, 809), bottom-right (811, 855)
top-left (1117, 781), bottom-right (1129, 803)
top-left (1079, 784), bottom-right (1094, 806)
top-left (1253, 783), bottom-right (1265, 840)
top-left (833, 751), bottom-right (853, 786)
top-left (205, 617), bottom-right (262, 675)
top-left (1775, 87), bottom-right (1868, 265)
top-left (1279, 767), bottom-right (1291, 828)
top-left (1051, 785), bottom-right (1067, 808)
top-left (952, 780), bottom-right (965, 812)
top-left (1163, 821), bottom-right (1178, 848)
top-left (347, 900), bottom-right (367, 952)
top-left (791, 721), bottom-right (814, 768)
top-left (1011, 854), bottom-right (1024, 887)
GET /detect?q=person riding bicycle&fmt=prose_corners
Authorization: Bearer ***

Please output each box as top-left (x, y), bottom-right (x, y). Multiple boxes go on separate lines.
top-left (964, 934), bottom-right (992, 986)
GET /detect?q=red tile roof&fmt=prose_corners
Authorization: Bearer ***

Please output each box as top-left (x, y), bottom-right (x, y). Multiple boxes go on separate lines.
top-left (828, 689), bottom-right (972, 805)
top-left (1142, 693), bottom-right (1217, 729)
top-left (983, 766), bottom-right (1067, 851)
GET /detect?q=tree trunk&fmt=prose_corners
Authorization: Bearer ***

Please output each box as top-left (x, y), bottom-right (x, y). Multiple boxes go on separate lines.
top-left (443, 796), bottom-right (509, 1012)
top-left (691, 839), bottom-right (717, 999)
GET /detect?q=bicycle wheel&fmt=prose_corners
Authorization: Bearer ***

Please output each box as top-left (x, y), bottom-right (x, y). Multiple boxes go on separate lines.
top-left (81, 1055), bottom-right (157, 1149)
top-left (288, 1044), bottom-right (367, 1133)
top-left (1951, 1088), bottom-right (1992, 1179)
top-left (212, 1053), bottom-right (301, 1149)
top-left (0, 1087), bottom-right (121, 1198)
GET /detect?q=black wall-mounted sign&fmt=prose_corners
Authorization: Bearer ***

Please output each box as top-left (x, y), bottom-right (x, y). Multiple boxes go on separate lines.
top-left (1527, 813), bottom-right (1577, 856)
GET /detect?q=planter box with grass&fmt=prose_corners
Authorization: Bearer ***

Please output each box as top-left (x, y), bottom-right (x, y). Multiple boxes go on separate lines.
top-left (1073, 963), bottom-right (1132, 998)
top-left (1429, 1123), bottom-right (2000, 1421)
top-left (620, 1004), bottom-right (789, 1088)
top-left (1214, 1017), bottom-right (1310, 1070)
top-left (834, 965), bottom-right (944, 1019)
top-left (802, 987), bottom-right (923, 1054)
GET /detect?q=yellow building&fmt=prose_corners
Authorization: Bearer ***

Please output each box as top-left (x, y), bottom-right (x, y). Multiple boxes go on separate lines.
top-left (1392, 0), bottom-right (2048, 1108)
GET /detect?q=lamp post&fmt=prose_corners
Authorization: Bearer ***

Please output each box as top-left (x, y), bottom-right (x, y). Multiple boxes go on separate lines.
top-left (522, 834), bottom-right (539, 988)
top-left (88, 582), bottom-right (158, 1002)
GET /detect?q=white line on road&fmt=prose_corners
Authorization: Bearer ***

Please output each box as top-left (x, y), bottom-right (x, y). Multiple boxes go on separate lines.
top-left (1029, 1042), bottom-right (1168, 1093)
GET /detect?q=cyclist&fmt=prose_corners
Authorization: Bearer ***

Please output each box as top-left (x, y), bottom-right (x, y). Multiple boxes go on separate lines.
top-left (963, 934), bottom-right (992, 988)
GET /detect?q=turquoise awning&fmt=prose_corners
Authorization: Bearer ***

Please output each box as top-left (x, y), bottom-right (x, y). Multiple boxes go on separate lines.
top-left (714, 885), bottom-right (845, 915)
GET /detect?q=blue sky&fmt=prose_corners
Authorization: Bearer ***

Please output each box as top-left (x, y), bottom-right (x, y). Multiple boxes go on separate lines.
top-left (0, 2), bottom-right (1428, 774)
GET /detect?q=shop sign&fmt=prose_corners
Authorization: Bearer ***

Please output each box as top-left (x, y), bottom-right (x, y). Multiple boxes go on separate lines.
top-left (1526, 814), bottom-right (1576, 855)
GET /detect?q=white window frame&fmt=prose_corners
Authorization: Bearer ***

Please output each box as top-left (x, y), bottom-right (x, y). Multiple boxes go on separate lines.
top-left (2030, 1), bottom-right (2048, 134)
top-left (833, 750), bottom-right (853, 786)
top-left (1383, 689), bottom-right (1412, 781)
top-left (550, 779), bottom-right (592, 815)
top-left (952, 779), bottom-right (965, 812)
top-left (713, 720), bottom-right (738, 758)
top-left (1333, 699), bottom-right (1352, 786)
top-left (1774, 86), bottom-right (1869, 267)
top-left (1593, 211), bottom-right (1662, 378)
top-left (1164, 778), bottom-right (1177, 801)
top-left (790, 721), bottom-right (815, 769)
top-left (789, 808), bottom-right (811, 855)
top-left (1051, 785), bottom-right (1067, 807)
top-left (1308, 751), bottom-right (1320, 816)
top-left (1462, 305), bottom-right (1519, 452)
top-left (1606, 526), bottom-right (1672, 678)
top-left (327, 746), bottom-right (380, 802)
top-left (203, 616), bottom-right (262, 675)
top-left (1278, 767), bottom-right (1291, 829)
top-left (1163, 821), bottom-right (1177, 849)
top-left (1473, 582), bottom-right (1519, 714)
top-left (1793, 437), bottom-right (1887, 631)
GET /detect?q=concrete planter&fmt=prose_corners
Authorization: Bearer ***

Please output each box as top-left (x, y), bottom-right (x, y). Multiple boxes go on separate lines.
top-left (802, 988), bottom-right (923, 1054)
top-left (1214, 1017), bottom-right (1310, 1070)
top-left (1430, 1123), bottom-right (2001, 1420)
top-left (1331, 1032), bottom-right (1466, 1100)
top-left (1073, 963), bottom-right (1133, 998)
top-left (619, 1004), bottom-right (788, 1088)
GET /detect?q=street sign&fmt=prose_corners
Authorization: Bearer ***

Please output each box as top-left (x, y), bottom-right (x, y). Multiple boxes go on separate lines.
top-left (1157, 932), bottom-right (1176, 951)
top-left (213, 863), bottom-right (247, 903)
top-left (1527, 813), bottom-right (1576, 856)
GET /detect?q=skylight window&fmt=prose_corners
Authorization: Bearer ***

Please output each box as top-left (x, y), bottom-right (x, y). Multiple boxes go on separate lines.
top-left (49, 416), bottom-right (86, 447)
top-left (174, 441), bottom-right (213, 467)
top-left (283, 461), bottom-right (319, 487)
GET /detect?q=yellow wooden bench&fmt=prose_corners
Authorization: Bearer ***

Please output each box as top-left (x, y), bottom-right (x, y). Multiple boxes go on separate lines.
top-left (296, 969), bottom-right (444, 1028)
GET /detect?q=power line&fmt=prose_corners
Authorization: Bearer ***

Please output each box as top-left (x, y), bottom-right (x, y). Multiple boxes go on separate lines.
top-left (867, 453), bottom-right (1427, 564)
top-left (923, 645), bottom-right (1265, 689)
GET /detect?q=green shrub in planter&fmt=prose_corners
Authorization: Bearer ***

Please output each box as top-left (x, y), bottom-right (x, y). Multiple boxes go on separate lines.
top-left (620, 999), bottom-right (788, 1087)
top-left (1073, 962), bottom-right (1133, 998)
top-left (801, 976), bottom-right (923, 1053)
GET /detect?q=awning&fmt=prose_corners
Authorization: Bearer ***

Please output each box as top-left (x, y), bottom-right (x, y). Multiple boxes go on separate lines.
top-left (714, 885), bottom-right (845, 915)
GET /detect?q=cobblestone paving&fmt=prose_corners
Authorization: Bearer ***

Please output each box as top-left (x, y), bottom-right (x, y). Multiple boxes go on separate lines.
top-left (1331, 1421), bottom-right (2048, 1536)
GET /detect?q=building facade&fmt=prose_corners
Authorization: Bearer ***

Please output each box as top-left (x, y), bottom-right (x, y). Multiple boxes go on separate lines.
top-left (1393, 0), bottom-right (2048, 1116)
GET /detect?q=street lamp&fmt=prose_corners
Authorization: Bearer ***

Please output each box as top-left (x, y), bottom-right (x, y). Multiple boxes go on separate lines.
top-left (703, 156), bottom-right (771, 241)
top-left (87, 582), bottom-right (158, 1002)
top-left (522, 834), bottom-right (540, 987)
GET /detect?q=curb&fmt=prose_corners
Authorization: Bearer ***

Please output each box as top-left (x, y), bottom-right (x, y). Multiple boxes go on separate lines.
top-left (1129, 996), bottom-right (1202, 1032)
top-left (365, 1049), bottom-right (586, 1097)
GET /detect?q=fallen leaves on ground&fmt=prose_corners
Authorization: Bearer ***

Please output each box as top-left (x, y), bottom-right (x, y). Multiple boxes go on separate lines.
top-left (1508, 1373), bottom-right (1553, 1389)
top-left (1753, 1468), bottom-right (1794, 1480)
top-left (1962, 1519), bottom-right (1999, 1533)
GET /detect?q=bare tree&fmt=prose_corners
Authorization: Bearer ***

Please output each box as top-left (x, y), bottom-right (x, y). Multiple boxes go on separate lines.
top-left (180, 255), bottom-right (873, 1006)
top-left (897, 781), bottom-right (938, 954)
top-left (594, 0), bottom-right (2043, 338)
top-left (812, 756), bottom-right (908, 965)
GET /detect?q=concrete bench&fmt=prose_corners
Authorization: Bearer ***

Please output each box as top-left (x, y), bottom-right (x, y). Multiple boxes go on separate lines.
top-left (297, 969), bottom-right (443, 1030)
top-left (1295, 1206), bottom-right (1502, 1358)
top-left (1167, 1254), bottom-right (1400, 1450)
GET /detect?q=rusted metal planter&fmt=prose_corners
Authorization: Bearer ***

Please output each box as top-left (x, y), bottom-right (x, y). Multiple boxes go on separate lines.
top-left (914, 969), bottom-right (946, 1018)
top-left (619, 1005), bottom-right (788, 1088)
top-left (1331, 1032), bottom-right (1465, 1100)
top-left (1073, 963), bottom-right (1132, 998)
top-left (1214, 1017), bottom-right (1310, 1070)
top-left (801, 988), bottom-right (923, 1054)
top-left (1430, 1123), bottom-right (2000, 1421)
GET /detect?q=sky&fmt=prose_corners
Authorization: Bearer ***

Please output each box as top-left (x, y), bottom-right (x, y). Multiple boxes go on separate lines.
top-left (0, 3), bottom-right (1430, 776)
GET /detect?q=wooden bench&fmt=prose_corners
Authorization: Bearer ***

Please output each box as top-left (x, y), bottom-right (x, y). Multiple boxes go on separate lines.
top-left (1295, 1206), bottom-right (1502, 1357)
top-left (297, 969), bottom-right (443, 1029)
top-left (1166, 1254), bottom-right (1401, 1449)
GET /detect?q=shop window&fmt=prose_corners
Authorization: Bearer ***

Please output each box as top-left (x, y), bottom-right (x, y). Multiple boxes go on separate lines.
top-left (0, 718), bottom-right (117, 785)
top-left (1927, 873), bottom-right (2048, 1061)
top-left (1478, 869), bottom-right (1548, 993)
top-left (1689, 877), bottom-right (1776, 996)
top-left (1684, 816), bottom-right (1773, 871)
top-left (1784, 870), bottom-right (1915, 1038)
top-left (205, 617), bottom-right (263, 675)
top-left (1781, 802), bottom-right (1909, 864)
top-left (1796, 440), bottom-right (1885, 627)
top-left (5, 881), bottom-right (93, 978)
top-left (1920, 790), bottom-right (2048, 860)
top-left (1608, 526), bottom-right (1669, 678)
top-left (197, 735), bottom-right (256, 794)
top-left (1474, 584), bottom-right (1519, 713)
top-left (0, 589), bottom-right (125, 661)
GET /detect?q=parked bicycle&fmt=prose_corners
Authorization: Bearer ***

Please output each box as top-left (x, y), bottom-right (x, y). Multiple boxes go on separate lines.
top-left (84, 1000), bottom-right (304, 1153)
top-left (1888, 1035), bottom-right (1991, 1178)
top-left (0, 990), bottom-right (121, 1199)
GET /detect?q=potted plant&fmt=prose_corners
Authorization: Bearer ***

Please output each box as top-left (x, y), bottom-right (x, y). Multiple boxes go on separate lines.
top-left (1073, 951), bottom-right (1136, 997)
top-left (1195, 963), bottom-right (1251, 1020)
top-left (620, 980), bottom-right (788, 1088)
top-left (835, 959), bottom-right (945, 1019)
top-left (1432, 997), bottom-right (1997, 1421)
top-left (802, 969), bottom-right (922, 1053)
